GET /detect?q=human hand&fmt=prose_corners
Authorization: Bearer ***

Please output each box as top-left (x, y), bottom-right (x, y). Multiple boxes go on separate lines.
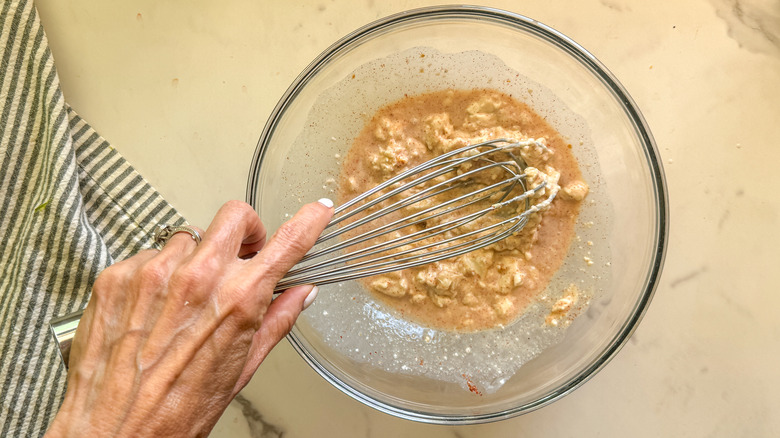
top-left (46, 199), bottom-right (334, 438)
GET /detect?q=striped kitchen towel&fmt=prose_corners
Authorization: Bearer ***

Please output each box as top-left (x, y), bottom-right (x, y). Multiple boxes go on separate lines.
top-left (1, 0), bottom-right (186, 435)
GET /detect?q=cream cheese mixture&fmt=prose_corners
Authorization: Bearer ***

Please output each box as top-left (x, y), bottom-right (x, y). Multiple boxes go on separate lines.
top-left (338, 89), bottom-right (588, 331)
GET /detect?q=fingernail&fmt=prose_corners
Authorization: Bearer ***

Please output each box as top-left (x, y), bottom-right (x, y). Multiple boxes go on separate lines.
top-left (317, 198), bottom-right (334, 208)
top-left (303, 286), bottom-right (319, 310)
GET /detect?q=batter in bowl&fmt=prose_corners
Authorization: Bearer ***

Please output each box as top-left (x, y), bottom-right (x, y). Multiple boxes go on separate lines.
top-left (338, 89), bottom-right (588, 331)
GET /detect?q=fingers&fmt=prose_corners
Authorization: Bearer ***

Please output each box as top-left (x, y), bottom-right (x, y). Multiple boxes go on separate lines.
top-left (211, 199), bottom-right (332, 392)
top-left (156, 225), bottom-right (204, 261)
top-left (198, 200), bottom-right (267, 261)
top-left (228, 198), bottom-right (333, 393)
top-left (232, 284), bottom-right (319, 394)
top-left (248, 199), bottom-right (334, 290)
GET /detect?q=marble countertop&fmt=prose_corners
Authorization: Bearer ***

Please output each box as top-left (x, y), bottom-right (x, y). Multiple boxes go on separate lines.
top-left (35, 0), bottom-right (780, 436)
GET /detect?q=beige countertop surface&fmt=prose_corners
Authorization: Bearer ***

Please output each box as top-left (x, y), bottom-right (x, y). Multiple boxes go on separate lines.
top-left (35, 0), bottom-right (780, 436)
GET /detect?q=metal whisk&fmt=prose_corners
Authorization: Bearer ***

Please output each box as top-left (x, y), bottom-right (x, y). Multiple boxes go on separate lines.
top-left (50, 138), bottom-right (558, 367)
top-left (274, 138), bottom-right (558, 292)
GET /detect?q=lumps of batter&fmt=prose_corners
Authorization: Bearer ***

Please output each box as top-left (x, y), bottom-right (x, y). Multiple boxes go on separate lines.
top-left (545, 284), bottom-right (580, 327)
top-left (338, 89), bottom-right (588, 331)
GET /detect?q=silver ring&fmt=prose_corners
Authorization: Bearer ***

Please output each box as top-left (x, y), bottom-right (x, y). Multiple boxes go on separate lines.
top-left (153, 225), bottom-right (202, 249)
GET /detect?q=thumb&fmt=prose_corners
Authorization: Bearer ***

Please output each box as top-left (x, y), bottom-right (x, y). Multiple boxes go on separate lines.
top-left (232, 283), bottom-right (317, 393)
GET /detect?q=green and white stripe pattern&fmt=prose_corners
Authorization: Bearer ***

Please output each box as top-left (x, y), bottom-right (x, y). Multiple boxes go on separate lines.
top-left (1, 1), bottom-right (185, 435)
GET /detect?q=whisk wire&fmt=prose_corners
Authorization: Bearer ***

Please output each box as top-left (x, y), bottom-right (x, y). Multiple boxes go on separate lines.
top-left (329, 138), bottom-right (526, 225)
top-left (308, 163), bottom-right (523, 257)
top-left (274, 138), bottom-right (556, 292)
top-left (276, 215), bottom-right (530, 289)
top-left (278, 178), bottom-right (548, 288)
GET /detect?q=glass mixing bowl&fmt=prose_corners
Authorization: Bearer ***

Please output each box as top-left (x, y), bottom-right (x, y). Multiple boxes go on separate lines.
top-left (246, 5), bottom-right (668, 424)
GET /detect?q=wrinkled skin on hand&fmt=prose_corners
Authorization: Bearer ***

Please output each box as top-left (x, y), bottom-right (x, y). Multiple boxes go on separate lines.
top-left (45, 200), bottom-right (333, 438)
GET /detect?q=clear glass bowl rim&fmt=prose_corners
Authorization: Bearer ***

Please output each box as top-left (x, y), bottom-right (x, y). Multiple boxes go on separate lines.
top-left (246, 4), bottom-right (669, 425)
